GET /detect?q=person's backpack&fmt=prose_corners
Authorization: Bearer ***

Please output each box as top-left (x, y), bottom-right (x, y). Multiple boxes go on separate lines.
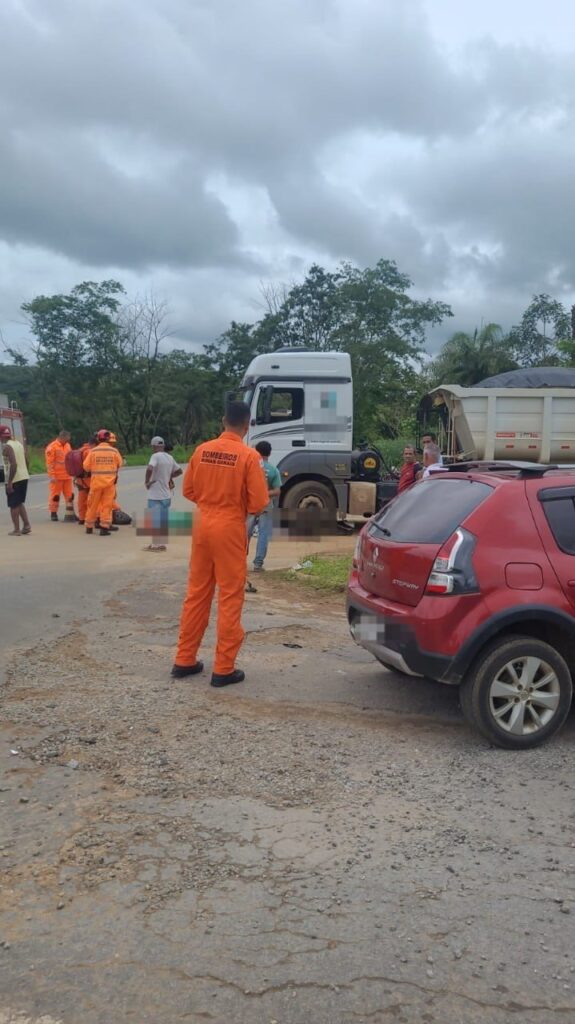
top-left (65, 448), bottom-right (86, 477)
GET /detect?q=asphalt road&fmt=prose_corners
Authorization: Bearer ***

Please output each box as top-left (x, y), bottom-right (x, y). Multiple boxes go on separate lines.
top-left (24, 464), bottom-right (189, 518)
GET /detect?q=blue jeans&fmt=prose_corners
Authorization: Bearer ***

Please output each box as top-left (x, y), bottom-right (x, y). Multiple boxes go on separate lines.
top-left (148, 497), bottom-right (171, 536)
top-left (247, 511), bottom-right (272, 568)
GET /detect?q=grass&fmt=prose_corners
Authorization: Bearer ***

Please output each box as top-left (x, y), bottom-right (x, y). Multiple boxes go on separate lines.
top-left (122, 445), bottom-right (193, 467)
top-left (26, 444), bottom-right (194, 474)
top-left (27, 446), bottom-right (47, 474)
top-left (282, 553), bottom-right (352, 593)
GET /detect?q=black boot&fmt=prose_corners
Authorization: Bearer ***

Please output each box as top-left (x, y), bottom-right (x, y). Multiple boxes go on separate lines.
top-left (99, 527), bottom-right (111, 536)
top-left (211, 669), bottom-right (245, 688)
top-left (85, 527), bottom-right (93, 535)
top-left (50, 512), bottom-right (59, 522)
top-left (171, 661), bottom-right (204, 679)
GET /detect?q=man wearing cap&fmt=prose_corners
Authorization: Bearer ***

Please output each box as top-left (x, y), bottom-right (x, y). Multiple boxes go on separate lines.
top-left (83, 429), bottom-right (123, 536)
top-left (144, 437), bottom-right (182, 551)
top-left (1, 425), bottom-right (31, 535)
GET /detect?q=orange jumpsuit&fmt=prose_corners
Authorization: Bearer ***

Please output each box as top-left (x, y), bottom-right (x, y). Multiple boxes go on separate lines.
top-left (83, 442), bottom-right (123, 529)
top-left (45, 438), bottom-right (74, 514)
top-left (75, 442), bottom-right (94, 522)
top-left (175, 431), bottom-right (269, 675)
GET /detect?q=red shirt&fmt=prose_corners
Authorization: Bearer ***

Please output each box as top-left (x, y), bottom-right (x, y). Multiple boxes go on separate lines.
top-left (398, 461), bottom-right (420, 494)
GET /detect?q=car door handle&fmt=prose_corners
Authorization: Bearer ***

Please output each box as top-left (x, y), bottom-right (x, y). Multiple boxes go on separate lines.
top-left (292, 440), bottom-right (306, 447)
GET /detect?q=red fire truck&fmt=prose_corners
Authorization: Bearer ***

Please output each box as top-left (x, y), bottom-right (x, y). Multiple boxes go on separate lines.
top-left (0, 394), bottom-right (27, 483)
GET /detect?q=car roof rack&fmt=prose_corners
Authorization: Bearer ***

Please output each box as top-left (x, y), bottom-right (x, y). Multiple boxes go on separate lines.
top-left (446, 460), bottom-right (562, 478)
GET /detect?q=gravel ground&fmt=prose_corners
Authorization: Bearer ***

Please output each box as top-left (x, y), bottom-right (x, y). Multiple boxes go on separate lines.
top-left (1, 565), bottom-right (574, 1024)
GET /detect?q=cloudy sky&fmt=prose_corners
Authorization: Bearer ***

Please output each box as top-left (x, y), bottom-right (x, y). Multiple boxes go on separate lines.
top-left (1, 0), bottom-right (574, 358)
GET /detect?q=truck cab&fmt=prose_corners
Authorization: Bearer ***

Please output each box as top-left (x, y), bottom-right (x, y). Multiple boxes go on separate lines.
top-left (240, 349), bottom-right (397, 523)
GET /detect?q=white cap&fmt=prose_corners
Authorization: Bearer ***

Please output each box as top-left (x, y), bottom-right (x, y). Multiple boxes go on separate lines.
top-left (150, 436), bottom-right (165, 446)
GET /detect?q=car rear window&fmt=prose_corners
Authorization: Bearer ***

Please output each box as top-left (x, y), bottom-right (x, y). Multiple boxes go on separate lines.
top-left (539, 487), bottom-right (575, 555)
top-left (371, 478), bottom-right (493, 544)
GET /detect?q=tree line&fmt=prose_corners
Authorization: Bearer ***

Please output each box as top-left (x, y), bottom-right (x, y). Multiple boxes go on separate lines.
top-left (1, 261), bottom-right (574, 451)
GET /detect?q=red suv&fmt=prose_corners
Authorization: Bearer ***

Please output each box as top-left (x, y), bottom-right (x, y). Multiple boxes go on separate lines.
top-left (347, 464), bottom-right (575, 749)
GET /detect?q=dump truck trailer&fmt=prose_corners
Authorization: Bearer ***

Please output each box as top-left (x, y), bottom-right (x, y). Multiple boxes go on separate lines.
top-left (419, 369), bottom-right (575, 464)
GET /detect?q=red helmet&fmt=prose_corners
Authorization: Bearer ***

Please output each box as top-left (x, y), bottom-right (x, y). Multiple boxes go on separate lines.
top-left (0, 425), bottom-right (11, 440)
top-left (96, 429), bottom-right (111, 442)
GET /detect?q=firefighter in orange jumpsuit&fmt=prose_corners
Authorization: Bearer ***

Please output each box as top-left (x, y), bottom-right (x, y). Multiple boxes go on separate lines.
top-left (45, 430), bottom-right (75, 521)
top-left (108, 433), bottom-right (123, 519)
top-left (75, 435), bottom-right (97, 524)
top-left (172, 401), bottom-right (269, 688)
top-left (83, 430), bottom-right (123, 536)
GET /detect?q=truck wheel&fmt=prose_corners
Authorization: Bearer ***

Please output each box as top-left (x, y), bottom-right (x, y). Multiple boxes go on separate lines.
top-left (460, 636), bottom-right (572, 750)
top-left (282, 480), bottom-right (337, 535)
top-left (283, 480), bottom-right (337, 514)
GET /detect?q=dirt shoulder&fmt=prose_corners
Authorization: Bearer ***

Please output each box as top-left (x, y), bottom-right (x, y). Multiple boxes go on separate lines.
top-left (1, 561), bottom-right (574, 1024)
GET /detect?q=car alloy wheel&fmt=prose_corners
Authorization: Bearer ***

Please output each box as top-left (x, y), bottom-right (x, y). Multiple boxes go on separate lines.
top-left (460, 635), bottom-right (572, 749)
top-left (488, 656), bottom-right (560, 736)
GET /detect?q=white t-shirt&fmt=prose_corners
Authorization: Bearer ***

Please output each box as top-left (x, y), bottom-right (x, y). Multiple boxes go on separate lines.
top-left (423, 463), bottom-right (448, 479)
top-left (147, 451), bottom-right (178, 500)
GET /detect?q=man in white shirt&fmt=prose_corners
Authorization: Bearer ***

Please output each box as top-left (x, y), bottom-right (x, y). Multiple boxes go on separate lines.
top-left (422, 443), bottom-right (448, 479)
top-left (144, 437), bottom-right (182, 551)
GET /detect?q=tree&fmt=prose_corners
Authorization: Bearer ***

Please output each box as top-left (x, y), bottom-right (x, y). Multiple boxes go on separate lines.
top-left (251, 260), bottom-right (452, 439)
top-left (5, 260), bottom-right (453, 450)
top-left (21, 280), bottom-right (126, 439)
top-left (509, 294), bottom-right (571, 366)
top-left (104, 294), bottom-right (174, 451)
top-left (429, 323), bottom-right (516, 386)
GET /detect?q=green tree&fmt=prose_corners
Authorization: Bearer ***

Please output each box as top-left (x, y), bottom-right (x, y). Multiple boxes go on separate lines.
top-left (21, 280), bottom-right (125, 441)
top-left (429, 323), bottom-right (516, 386)
top-left (231, 259), bottom-right (452, 440)
top-left (509, 294), bottom-right (571, 366)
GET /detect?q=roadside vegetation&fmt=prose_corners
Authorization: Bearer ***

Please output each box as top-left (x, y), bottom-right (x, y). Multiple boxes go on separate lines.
top-left (2, 267), bottom-right (573, 462)
top-left (282, 553), bottom-right (352, 593)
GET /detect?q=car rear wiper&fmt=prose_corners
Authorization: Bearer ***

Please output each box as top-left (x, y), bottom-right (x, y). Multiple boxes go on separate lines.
top-left (372, 524), bottom-right (391, 536)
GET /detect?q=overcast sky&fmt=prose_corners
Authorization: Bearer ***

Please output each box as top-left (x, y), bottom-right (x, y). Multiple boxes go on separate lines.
top-left (1, 0), bottom-right (574, 359)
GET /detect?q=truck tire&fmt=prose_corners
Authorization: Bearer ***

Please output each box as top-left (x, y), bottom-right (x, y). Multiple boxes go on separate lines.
top-left (460, 635), bottom-right (572, 750)
top-left (283, 480), bottom-right (337, 514)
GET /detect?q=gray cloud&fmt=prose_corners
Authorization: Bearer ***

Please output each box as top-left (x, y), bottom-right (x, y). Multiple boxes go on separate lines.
top-left (0, 0), bottom-right (575, 355)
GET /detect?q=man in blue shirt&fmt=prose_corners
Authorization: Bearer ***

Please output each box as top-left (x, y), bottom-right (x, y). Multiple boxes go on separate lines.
top-left (247, 441), bottom-right (281, 571)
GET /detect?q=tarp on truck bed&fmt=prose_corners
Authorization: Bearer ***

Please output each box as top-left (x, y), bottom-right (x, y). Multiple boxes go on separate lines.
top-left (476, 366), bottom-right (575, 388)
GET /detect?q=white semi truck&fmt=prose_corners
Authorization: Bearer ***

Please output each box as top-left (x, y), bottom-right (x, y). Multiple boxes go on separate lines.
top-left (239, 349), bottom-right (398, 524)
top-left (238, 354), bottom-right (575, 525)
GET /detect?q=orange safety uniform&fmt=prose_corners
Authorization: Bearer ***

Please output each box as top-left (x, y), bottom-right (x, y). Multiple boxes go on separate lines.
top-left (175, 431), bottom-right (269, 675)
top-left (83, 442), bottom-right (123, 530)
top-left (75, 442), bottom-right (94, 521)
top-left (45, 438), bottom-right (74, 514)
top-left (107, 435), bottom-right (122, 516)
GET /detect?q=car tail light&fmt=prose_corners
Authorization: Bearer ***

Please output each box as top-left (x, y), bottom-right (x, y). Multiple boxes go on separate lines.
top-left (425, 528), bottom-right (478, 596)
top-left (353, 531), bottom-right (363, 569)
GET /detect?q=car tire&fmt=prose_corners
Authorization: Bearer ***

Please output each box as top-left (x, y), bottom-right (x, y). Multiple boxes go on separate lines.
top-left (460, 635), bottom-right (573, 750)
